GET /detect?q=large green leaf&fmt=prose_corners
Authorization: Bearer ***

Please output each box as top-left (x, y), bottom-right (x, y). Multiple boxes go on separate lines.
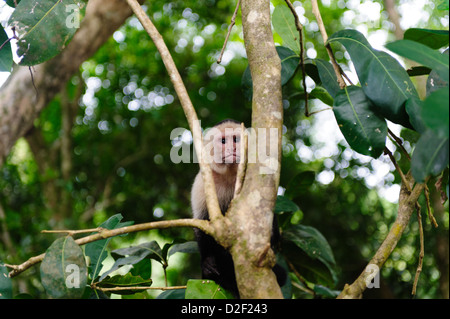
top-left (422, 88), bottom-right (449, 138)
top-left (9, 0), bottom-right (86, 66)
top-left (85, 213), bottom-right (133, 281)
top-left (314, 58), bottom-right (340, 98)
top-left (328, 29), bottom-right (417, 129)
top-left (386, 40), bottom-right (449, 82)
top-left (0, 26), bottom-right (13, 72)
top-left (185, 279), bottom-right (234, 299)
top-left (333, 86), bottom-right (387, 157)
top-left (40, 236), bottom-right (87, 299)
top-left (282, 224), bottom-right (337, 286)
top-left (411, 130), bottom-right (449, 182)
top-left (403, 28), bottom-right (449, 49)
top-left (0, 263), bottom-right (12, 299)
top-left (272, 5), bottom-right (300, 54)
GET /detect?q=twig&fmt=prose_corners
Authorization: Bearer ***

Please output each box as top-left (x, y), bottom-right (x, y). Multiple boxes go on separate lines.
top-left (384, 147), bottom-right (412, 192)
top-left (388, 128), bottom-right (411, 160)
top-left (7, 218), bottom-right (213, 278)
top-left (412, 203), bottom-right (424, 296)
top-left (217, 0), bottom-right (241, 64)
top-left (41, 228), bottom-right (104, 236)
top-left (311, 0), bottom-right (346, 89)
top-left (283, 0), bottom-right (309, 116)
top-left (92, 285), bottom-right (187, 292)
top-left (424, 185), bottom-right (438, 228)
top-left (125, 0), bottom-right (222, 222)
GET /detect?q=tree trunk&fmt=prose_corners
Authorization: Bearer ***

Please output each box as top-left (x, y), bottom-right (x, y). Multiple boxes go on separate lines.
top-left (0, 0), bottom-right (141, 167)
top-left (228, 0), bottom-right (284, 299)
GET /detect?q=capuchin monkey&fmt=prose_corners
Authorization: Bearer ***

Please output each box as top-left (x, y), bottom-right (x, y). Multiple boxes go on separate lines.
top-left (191, 119), bottom-right (286, 297)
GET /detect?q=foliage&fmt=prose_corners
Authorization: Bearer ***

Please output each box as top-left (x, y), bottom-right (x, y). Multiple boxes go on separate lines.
top-left (0, 0), bottom-right (448, 299)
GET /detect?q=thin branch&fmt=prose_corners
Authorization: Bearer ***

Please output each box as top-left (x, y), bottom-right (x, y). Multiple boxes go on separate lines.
top-left (412, 202), bottom-right (424, 296)
top-left (283, 0), bottom-right (309, 116)
top-left (7, 219), bottom-right (213, 278)
top-left (217, 0), bottom-right (241, 64)
top-left (125, 0), bottom-right (222, 222)
top-left (424, 185), bottom-right (438, 228)
top-left (311, 0), bottom-right (346, 88)
top-left (41, 228), bottom-right (104, 236)
top-left (384, 147), bottom-right (412, 192)
top-left (91, 285), bottom-right (187, 292)
top-left (388, 128), bottom-right (411, 160)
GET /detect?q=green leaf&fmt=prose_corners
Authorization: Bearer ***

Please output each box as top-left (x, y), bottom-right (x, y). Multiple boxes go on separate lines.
top-left (157, 289), bottom-right (186, 299)
top-left (282, 224), bottom-right (337, 286)
top-left (411, 130), bottom-right (449, 182)
top-left (272, 5), bottom-right (300, 54)
top-left (278, 46), bottom-right (300, 85)
top-left (185, 279), bottom-right (234, 299)
top-left (40, 236), bottom-right (87, 299)
top-left (328, 29), bottom-right (417, 129)
top-left (313, 285), bottom-right (340, 298)
top-left (422, 88), bottom-right (449, 138)
top-left (9, 0), bottom-right (86, 66)
top-left (241, 46), bottom-right (299, 100)
top-left (98, 255), bottom-right (149, 282)
top-left (405, 97), bottom-right (427, 134)
top-left (0, 263), bottom-right (12, 299)
top-left (168, 241), bottom-right (199, 257)
top-left (112, 241), bottom-right (166, 266)
top-left (0, 26), bottom-right (13, 72)
top-left (274, 195), bottom-right (300, 214)
top-left (315, 58), bottom-right (340, 98)
top-left (404, 28), bottom-right (449, 49)
top-left (333, 86), bottom-right (387, 157)
top-left (386, 40), bottom-right (449, 82)
top-left (95, 273), bottom-right (152, 295)
top-left (85, 213), bottom-right (132, 281)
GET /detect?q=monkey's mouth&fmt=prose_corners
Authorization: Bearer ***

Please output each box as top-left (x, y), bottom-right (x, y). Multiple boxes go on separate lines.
top-left (222, 154), bottom-right (240, 163)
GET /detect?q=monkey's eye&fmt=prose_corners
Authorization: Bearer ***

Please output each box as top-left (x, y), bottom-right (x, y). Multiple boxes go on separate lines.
top-left (233, 136), bottom-right (240, 143)
top-left (221, 138), bottom-right (226, 144)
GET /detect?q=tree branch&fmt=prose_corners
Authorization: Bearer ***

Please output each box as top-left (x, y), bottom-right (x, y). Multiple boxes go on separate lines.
top-left (337, 172), bottom-right (425, 299)
top-left (311, 0), bottom-right (346, 88)
top-left (7, 219), bottom-right (213, 278)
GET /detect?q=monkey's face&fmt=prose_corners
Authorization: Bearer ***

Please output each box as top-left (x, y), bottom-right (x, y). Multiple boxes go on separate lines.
top-left (204, 124), bottom-right (242, 167)
top-left (216, 127), bottom-right (241, 164)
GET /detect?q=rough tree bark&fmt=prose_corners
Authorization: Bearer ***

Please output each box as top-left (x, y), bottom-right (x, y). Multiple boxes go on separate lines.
top-left (0, 0), bottom-right (143, 167)
top-left (226, 0), bottom-right (284, 299)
